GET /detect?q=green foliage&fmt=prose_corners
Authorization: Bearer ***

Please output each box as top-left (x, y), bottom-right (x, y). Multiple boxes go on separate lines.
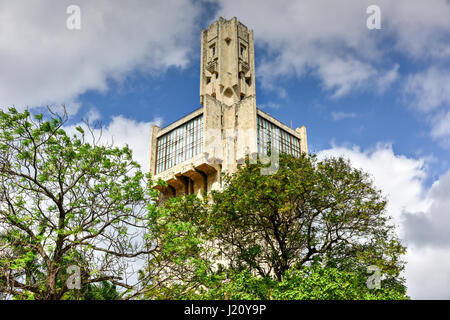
top-left (60, 280), bottom-right (120, 300)
top-left (82, 281), bottom-right (120, 300)
top-left (0, 107), bottom-right (154, 299)
top-left (142, 194), bottom-right (216, 299)
top-left (141, 153), bottom-right (408, 300)
top-left (187, 266), bottom-right (407, 300)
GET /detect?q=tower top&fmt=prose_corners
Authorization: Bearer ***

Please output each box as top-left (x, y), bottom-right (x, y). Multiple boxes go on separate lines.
top-left (200, 17), bottom-right (256, 106)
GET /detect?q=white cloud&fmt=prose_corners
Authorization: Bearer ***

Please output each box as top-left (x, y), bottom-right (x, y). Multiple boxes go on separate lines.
top-left (315, 57), bottom-right (377, 98)
top-left (404, 67), bottom-right (450, 144)
top-left (84, 108), bottom-right (102, 122)
top-left (65, 115), bottom-right (162, 172)
top-left (216, 0), bottom-right (450, 145)
top-left (402, 170), bottom-right (450, 299)
top-left (405, 246), bottom-right (450, 299)
top-left (431, 111), bottom-right (450, 141)
top-left (331, 111), bottom-right (357, 121)
top-left (318, 143), bottom-right (450, 299)
top-left (385, 1), bottom-right (450, 60)
top-left (405, 67), bottom-right (450, 112)
top-left (259, 102), bottom-right (281, 110)
top-left (216, 0), bottom-right (449, 98)
top-left (0, 0), bottom-right (201, 114)
top-left (376, 64), bottom-right (400, 93)
top-left (402, 171), bottom-right (450, 248)
top-left (318, 143), bottom-right (430, 230)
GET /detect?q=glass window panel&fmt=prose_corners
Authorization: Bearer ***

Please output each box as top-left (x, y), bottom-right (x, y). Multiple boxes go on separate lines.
top-left (257, 115), bottom-right (301, 159)
top-left (155, 114), bottom-right (203, 174)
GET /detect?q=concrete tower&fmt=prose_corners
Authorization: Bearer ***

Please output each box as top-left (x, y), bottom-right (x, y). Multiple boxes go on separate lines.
top-left (149, 17), bottom-right (308, 199)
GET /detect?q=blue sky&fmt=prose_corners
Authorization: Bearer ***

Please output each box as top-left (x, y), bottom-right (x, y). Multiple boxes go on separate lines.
top-left (1, 0), bottom-right (450, 299)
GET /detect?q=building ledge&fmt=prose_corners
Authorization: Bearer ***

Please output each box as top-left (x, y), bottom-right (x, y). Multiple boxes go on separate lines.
top-left (153, 152), bottom-right (219, 194)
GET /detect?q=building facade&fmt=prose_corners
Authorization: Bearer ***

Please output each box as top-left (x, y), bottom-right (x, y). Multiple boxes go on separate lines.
top-left (149, 17), bottom-right (308, 197)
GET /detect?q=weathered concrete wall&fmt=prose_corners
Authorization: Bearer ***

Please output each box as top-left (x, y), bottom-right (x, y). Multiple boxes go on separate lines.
top-left (296, 126), bottom-right (309, 155)
top-left (148, 124), bottom-right (161, 177)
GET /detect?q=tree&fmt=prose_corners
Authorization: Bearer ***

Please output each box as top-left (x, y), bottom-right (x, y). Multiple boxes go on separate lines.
top-left (142, 153), bottom-right (407, 299)
top-left (211, 154), bottom-right (406, 284)
top-left (0, 107), bottom-right (156, 299)
top-left (139, 194), bottom-right (216, 300)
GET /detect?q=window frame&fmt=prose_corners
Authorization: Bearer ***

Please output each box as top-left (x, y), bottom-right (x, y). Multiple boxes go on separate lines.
top-left (155, 114), bottom-right (203, 174)
top-left (257, 116), bottom-right (301, 158)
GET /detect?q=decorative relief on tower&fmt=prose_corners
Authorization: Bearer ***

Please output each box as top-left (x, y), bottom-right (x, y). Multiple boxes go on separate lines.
top-left (207, 22), bottom-right (217, 41)
top-left (207, 42), bottom-right (216, 61)
top-left (239, 61), bottom-right (249, 74)
top-left (238, 23), bottom-right (248, 41)
top-left (200, 17), bottom-right (256, 106)
top-left (207, 60), bottom-right (218, 74)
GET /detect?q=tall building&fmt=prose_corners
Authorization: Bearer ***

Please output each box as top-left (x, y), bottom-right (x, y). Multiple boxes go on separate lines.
top-left (149, 17), bottom-right (308, 197)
